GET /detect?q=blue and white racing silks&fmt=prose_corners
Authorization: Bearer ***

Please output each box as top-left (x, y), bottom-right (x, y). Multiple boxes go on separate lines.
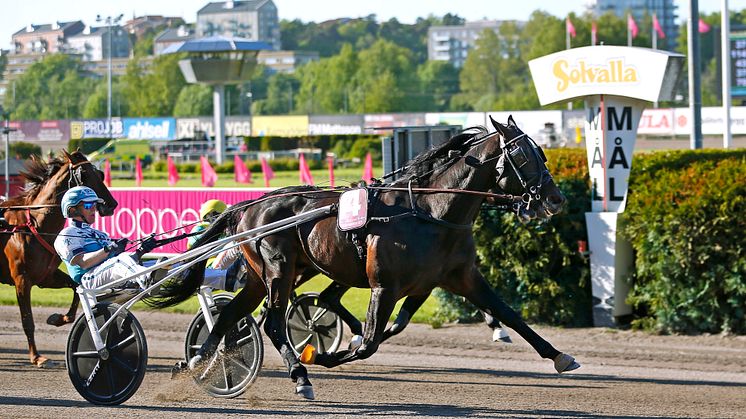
top-left (54, 220), bottom-right (114, 284)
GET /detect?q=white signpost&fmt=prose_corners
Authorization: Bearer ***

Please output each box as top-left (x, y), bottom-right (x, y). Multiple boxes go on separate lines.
top-left (529, 46), bottom-right (684, 326)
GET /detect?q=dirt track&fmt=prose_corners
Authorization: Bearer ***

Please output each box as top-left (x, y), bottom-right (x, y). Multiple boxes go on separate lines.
top-left (1, 305), bottom-right (745, 418)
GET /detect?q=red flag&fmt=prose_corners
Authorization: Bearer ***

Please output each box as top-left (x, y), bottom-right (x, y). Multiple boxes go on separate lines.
top-left (653, 14), bottom-right (666, 38)
top-left (260, 157), bottom-right (275, 187)
top-left (591, 21), bottom-right (598, 45)
top-left (698, 18), bottom-right (710, 33)
top-left (103, 159), bottom-right (111, 187)
top-left (200, 156), bottom-right (218, 187)
top-left (135, 157), bottom-right (143, 187)
top-left (628, 14), bottom-right (639, 38)
top-left (566, 17), bottom-right (576, 38)
top-left (327, 156), bottom-right (335, 187)
top-left (167, 155), bottom-right (179, 186)
top-left (362, 152), bottom-right (374, 183)
top-left (234, 154), bottom-right (252, 184)
top-left (299, 154), bottom-right (314, 185)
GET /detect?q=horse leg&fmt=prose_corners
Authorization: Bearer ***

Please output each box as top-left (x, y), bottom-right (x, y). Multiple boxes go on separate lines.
top-left (448, 266), bottom-right (579, 373)
top-left (45, 270), bottom-right (79, 327)
top-left (482, 311), bottom-right (512, 343)
top-left (380, 294), bottom-right (428, 343)
top-left (318, 282), bottom-right (363, 336)
top-left (14, 278), bottom-right (48, 367)
top-left (311, 286), bottom-right (398, 368)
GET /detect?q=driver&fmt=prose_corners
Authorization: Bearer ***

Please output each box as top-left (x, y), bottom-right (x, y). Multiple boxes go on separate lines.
top-left (54, 186), bottom-right (150, 290)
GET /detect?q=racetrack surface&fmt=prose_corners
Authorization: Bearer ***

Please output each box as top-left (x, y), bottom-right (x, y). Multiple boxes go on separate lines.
top-left (1, 305), bottom-right (745, 418)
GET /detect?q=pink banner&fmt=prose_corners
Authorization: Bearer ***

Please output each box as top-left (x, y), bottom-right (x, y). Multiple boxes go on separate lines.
top-left (92, 188), bottom-right (270, 254)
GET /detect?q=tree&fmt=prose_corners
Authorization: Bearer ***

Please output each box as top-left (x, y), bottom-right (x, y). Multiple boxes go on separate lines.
top-left (173, 84), bottom-right (212, 117)
top-left (417, 60), bottom-right (459, 111)
top-left (120, 53), bottom-right (186, 116)
top-left (82, 79), bottom-right (128, 118)
top-left (351, 39), bottom-right (418, 113)
top-left (4, 54), bottom-right (94, 119)
top-left (253, 72), bottom-right (300, 115)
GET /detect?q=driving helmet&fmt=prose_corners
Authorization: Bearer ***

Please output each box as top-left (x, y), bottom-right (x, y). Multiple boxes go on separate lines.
top-left (199, 199), bottom-right (227, 222)
top-left (61, 186), bottom-right (104, 218)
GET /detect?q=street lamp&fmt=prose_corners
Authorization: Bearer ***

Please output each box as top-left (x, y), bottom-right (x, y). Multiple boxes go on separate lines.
top-left (96, 13), bottom-right (124, 139)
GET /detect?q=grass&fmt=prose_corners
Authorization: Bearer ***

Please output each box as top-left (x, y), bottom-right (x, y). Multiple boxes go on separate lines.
top-left (0, 275), bottom-right (438, 323)
top-left (111, 165), bottom-right (380, 188)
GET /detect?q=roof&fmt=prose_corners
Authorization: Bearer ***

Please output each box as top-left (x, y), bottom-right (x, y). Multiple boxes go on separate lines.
top-left (13, 21), bottom-right (83, 37)
top-left (198, 0), bottom-right (272, 15)
top-left (161, 35), bottom-right (272, 54)
top-left (155, 27), bottom-right (195, 43)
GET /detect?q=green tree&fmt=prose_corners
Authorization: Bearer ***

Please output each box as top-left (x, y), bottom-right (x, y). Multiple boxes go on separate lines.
top-left (417, 60), bottom-right (459, 111)
top-left (82, 79), bottom-right (128, 118)
top-left (351, 39), bottom-right (418, 113)
top-left (4, 54), bottom-right (94, 119)
top-left (254, 72), bottom-right (300, 115)
top-left (296, 43), bottom-right (358, 114)
top-left (173, 84), bottom-right (212, 117)
top-left (121, 53), bottom-right (186, 116)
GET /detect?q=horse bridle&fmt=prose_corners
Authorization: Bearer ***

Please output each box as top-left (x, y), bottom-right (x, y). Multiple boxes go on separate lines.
top-left (493, 131), bottom-right (552, 212)
top-left (67, 160), bottom-right (98, 189)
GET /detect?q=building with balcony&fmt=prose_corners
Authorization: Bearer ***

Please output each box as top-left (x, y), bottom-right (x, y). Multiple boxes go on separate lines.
top-left (67, 25), bottom-right (131, 62)
top-left (197, 1), bottom-right (280, 50)
top-left (11, 21), bottom-right (85, 54)
top-left (587, 0), bottom-right (679, 51)
top-left (427, 20), bottom-right (518, 68)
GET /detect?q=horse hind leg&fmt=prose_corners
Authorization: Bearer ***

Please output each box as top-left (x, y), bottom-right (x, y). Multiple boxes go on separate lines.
top-left (449, 267), bottom-right (579, 374)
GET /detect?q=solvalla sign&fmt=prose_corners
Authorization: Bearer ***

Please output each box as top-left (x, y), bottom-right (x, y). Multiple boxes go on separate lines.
top-left (529, 46), bottom-right (683, 106)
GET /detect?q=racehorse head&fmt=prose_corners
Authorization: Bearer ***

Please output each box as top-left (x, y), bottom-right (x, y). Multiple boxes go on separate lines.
top-left (62, 150), bottom-right (118, 216)
top-left (490, 115), bottom-right (565, 222)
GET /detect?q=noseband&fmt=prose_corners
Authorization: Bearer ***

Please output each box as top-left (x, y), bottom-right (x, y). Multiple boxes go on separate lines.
top-left (494, 132), bottom-right (552, 212)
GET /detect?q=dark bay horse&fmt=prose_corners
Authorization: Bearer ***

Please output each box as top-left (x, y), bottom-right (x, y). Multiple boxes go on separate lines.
top-left (151, 116), bottom-right (579, 398)
top-left (0, 150), bottom-right (117, 367)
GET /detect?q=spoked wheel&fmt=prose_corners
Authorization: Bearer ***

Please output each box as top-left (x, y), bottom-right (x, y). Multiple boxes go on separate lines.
top-left (66, 303), bottom-right (147, 405)
top-left (286, 292), bottom-right (343, 356)
top-left (185, 293), bottom-right (264, 398)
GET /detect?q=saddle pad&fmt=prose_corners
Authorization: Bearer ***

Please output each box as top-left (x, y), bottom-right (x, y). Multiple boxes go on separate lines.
top-left (338, 188), bottom-right (368, 231)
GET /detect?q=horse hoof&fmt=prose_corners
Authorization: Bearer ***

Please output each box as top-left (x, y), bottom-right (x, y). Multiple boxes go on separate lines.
top-left (349, 334), bottom-right (363, 351)
top-left (492, 328), bottom-right (512, 344)
top-left (46, 313), bottom-right (70, 327)
top-left (554, 353), bottom-right (581, 373)
top-left (35, 357), bottom-right (57, 369)
top-left (188, 355), bottom-right (203, 370)
top-left (299, 344), bottom-right (317, 364)
top-left (295, 384), bottom-right (315, 400)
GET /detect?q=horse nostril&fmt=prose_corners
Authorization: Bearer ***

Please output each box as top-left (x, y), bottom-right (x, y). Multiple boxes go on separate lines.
top-left (549, 193), bottom-right (565, 206)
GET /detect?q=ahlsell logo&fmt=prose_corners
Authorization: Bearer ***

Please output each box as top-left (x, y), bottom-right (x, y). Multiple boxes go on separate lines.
top-left (553, 58), bottom-right (639, 92)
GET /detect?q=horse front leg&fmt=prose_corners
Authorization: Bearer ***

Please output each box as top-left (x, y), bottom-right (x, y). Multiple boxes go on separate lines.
top-left (14, 278), bottom-right (47, 367)
top-left (318, 281), bottom-right (363, 335)
top-left (448, 266), bottom-right (580, 373)
top-left (310, 286), bottom-right (397, 368)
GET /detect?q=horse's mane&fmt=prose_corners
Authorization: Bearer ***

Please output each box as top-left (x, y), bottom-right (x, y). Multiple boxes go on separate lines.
top-left (2, 155), bottom-right (68, 206)
top-left (394, 126), bottom-right (489, 186)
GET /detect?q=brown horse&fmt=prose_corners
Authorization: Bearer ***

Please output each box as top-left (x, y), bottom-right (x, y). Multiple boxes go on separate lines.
top-left (151, 116), bottom-right (579, 398)
top-left (0, 150), bottom-right (117, 367)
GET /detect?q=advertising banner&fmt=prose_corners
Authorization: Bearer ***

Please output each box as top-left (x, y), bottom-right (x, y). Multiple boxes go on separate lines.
top-left (123, 117), bottom-right (176, 140)
top-left (69, 118), bottom-right (124, 139)
top-left (672, 106), bottom-right (746, 136)
top-left (92, 188), bottom-right (270, 253)
top-left (251, 115), bottom-right (308, 137)
top-left (424, 112), bottom-right (485, 128)
top-left (363, 113), bottom-right (425, 134)
top-left (486, 110), bottom-right (563, 137)
top-left (637, 108), bottom-right (675, 135)
top-left (0, 120), bottom-right (71, 143)
top-left (176, 117), bottom-right (252, 139)
top-left (308, 115), bottom-right (364, 135)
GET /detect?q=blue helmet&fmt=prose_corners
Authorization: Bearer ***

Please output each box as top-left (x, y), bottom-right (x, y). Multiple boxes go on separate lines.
top-left (61, 186), bottom-right (104, 218)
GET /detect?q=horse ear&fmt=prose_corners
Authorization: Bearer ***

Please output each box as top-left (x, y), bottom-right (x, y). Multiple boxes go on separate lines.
top-left (507, 115), bottom-right (517, 127)
top-left (62, 149), bottom-right (72, 161)
top-left (489, 115), bottom-right (504, 135)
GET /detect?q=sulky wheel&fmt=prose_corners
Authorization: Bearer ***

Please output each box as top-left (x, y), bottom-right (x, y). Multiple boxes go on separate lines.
top-left (66, 303), bottom-right (147, 405)
top-left (286, 292), bottom-right (343, 356)
top-left (184, 293), bottom-right (264, 398)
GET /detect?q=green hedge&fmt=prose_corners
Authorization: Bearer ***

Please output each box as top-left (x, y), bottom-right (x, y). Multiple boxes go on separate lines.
top-left (68, 138), bottom-right (110, 154)
top-left (433, 149), bottom-right (593, 327)
top-left (621, 150), bottom-right (746, 334)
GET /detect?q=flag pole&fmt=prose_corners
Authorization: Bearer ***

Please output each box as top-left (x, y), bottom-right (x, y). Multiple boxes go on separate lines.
top-left (566, 19), bottom-right (570, 50)
top-left (628, 14), bottom-right (632, 46)
top-left (652, 13), bottom-right (658, 49)
top-left (722, 0), bottom-right (732, 148)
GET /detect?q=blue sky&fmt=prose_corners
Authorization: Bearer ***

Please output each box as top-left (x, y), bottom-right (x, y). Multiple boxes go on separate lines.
top-left (0, 0), bottom-right (740, 50)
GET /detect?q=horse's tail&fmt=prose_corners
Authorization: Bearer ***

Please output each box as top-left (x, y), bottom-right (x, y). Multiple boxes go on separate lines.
top-left (143, 202), bottom-right (247, 309)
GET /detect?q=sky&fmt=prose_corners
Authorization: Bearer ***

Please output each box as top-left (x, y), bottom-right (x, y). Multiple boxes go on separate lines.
top-left (0, 0), bottom-right (742, 51)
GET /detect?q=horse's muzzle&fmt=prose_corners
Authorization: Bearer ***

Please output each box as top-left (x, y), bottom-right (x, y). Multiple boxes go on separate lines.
top-left (98, 203), bottom-right (117, 217)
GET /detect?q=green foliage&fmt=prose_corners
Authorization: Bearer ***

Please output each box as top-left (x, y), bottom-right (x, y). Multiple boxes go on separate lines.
top-left (5, 54), bottom-right (95, 119)
top-left (121, 54), bottom-right (186, 117)
top-left (173, 84), bottom-right (213, 117)
top-left (621, 150), bottom-right (746, 334)
top-left (253, 73), bottom-right (300, 115)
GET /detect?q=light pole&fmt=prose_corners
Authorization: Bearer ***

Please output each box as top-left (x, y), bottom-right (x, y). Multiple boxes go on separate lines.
top-left (96, 13), bottom-right (123, 139)
top-left (1, 108), bottom-right (16, 199)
